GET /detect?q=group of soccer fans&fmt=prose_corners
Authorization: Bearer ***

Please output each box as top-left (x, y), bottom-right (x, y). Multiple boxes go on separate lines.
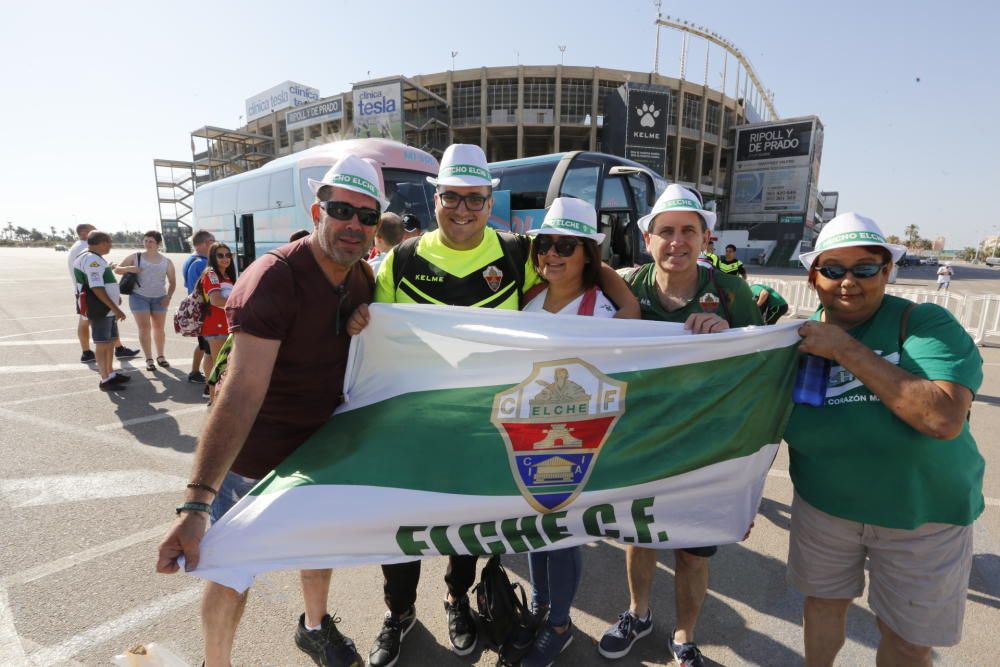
top-left (153, 144), bottom-right (984, 667)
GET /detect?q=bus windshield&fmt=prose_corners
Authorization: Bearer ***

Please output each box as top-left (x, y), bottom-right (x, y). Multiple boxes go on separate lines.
top-left (383, 168), bottom-right (436, 230)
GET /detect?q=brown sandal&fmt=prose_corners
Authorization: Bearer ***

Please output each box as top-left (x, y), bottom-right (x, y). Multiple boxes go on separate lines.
top-left (145, 359), bottom-right (156, 371)
top-left (156, 356), bottom-right (171, 368)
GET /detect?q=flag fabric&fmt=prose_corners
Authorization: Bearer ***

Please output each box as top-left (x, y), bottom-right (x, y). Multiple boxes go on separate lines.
top-left (192, 304), bottom-right (800, 592)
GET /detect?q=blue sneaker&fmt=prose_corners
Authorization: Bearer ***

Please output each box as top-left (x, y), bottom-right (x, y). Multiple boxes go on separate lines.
top-left (597, 610), bottom-right (652, 659)
top-left (670, 629), bottom-right (705, 667)
top-left (521, 622), bottom-right (573, 667)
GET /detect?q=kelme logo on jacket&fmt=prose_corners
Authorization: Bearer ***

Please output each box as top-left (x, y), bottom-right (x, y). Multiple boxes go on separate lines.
top-left (491, 359), bottom-right (627, 513)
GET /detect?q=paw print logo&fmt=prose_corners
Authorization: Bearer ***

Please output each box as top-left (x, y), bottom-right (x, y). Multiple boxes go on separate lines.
top-left (637, 103), bottom-right (660, 128)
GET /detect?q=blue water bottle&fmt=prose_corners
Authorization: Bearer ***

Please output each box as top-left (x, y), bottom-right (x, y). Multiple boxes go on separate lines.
top-left (793, 354), bottom-right (831, 407)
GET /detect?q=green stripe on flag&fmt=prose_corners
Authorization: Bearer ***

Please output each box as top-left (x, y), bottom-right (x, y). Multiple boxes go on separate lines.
top-left (252, 345), bottom-right (797, 498)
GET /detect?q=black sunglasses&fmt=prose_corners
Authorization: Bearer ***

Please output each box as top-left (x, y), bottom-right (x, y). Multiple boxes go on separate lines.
top-left (438, 191), bottom-right (490, 211)
top-left (535, 235), bottom-right (582, 257)
top-left (816, 263), bottom-right (885, 280)
top-left (322, 200), bottom-right (381, 227)
top-left (215, 252), bottom-right (233, 259)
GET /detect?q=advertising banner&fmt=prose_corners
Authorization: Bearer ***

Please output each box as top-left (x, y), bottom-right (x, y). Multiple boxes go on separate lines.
top-left (285, 97), bottom-right (344, 132)
top-left (730, 119), bottom-right (817, 216)
top-left (624, 87), bottom-right (669, 174)
top-left (245, 81), bottom-right (320, 123)
top-left (190, 305), bottom-right (799, 592)
top-left (352, 80), bottom-right (404, 141)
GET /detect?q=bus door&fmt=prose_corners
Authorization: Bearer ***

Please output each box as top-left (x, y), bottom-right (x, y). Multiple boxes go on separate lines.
top-left (596, 174), bottom-right (634, 267)
top-left (235, 213), bottom-right (255, 272)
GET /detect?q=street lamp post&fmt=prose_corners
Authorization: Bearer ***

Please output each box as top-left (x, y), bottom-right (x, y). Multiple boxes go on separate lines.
top-left (451, 51), bottom-right (458, 71)
top-left (558, 45), bottom-right (566, 66)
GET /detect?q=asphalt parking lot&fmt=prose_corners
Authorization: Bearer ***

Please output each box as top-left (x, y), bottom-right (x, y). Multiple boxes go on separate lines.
top-left (0, 248), bottom-right (997, 666)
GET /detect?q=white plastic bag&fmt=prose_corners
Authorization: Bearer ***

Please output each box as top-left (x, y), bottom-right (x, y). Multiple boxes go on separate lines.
top-left (112, 642), bottom-right (191, 667)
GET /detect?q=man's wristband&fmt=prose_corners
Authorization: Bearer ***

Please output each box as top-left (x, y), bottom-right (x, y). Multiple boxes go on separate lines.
top-left (176, 501), bottom-right (212, 516)
top-left (186, 482), bottom-right (218, 496)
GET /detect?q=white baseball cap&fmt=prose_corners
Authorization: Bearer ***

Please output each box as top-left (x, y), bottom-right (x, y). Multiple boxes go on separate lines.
top-left (308, 154), bottom-right (390, 210)
top-left (638, 184), bottom-right (716, 233)
top-left (799, 212), bottom-right (907, 270)
top-left (426, 144), bottom-right (500, 188)
top-left (526, 197), bottom-right (605, 244)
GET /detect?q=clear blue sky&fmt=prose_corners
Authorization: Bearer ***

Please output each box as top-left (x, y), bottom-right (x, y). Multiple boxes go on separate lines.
top-left (2, 0), bottom-right (997, 247)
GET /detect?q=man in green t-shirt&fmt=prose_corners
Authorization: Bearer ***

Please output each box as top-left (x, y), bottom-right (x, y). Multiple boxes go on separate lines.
top-left (718, 244), bottom-right (747, 278)
top-left (599, 185), bottom-right (761, 667)
top-left (353, 143), bottom-right (638, 667)
top-left (749, 283), bottom-right (788, 324)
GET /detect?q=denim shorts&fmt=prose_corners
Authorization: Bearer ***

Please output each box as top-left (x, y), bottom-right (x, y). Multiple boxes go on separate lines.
top-left (129, 293), bottom-right (168, 313)
top-left (210, 471), bottom-right (260, 523)
top-left (89, 317), bottom-right (119, 343)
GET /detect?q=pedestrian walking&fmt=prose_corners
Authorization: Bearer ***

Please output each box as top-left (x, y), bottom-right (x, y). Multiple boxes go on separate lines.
top-left (937, 262), bottom-right (954, 290)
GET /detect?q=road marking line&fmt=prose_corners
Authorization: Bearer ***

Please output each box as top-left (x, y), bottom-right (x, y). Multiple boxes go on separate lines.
top-left (0, 389), bottom-right (97, 407)
top-left (0, 328), bottom-right (76, 340)
top-left (95, 406), bottom-right (206, 431)
top-left (0, 358), bottom-right (185, 375)
top-left (0, 314), bottom-right (76, 322)
top-left (26, 587), bottom-right (201, 666)
top-left (0, 470), bottom-right (187, 508)
top-left (0, 586), bottom-right (28, 667)
top-left (0, 339), bottom-right (89, 347)
top-left (2, 522), bottom-right (175, 587)
top-left (0, 407), bottom-right (190, 463)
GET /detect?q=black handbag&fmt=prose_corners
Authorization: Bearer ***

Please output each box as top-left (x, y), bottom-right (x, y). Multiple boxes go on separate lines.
top-left (118, 253), bottom-right (140, 295)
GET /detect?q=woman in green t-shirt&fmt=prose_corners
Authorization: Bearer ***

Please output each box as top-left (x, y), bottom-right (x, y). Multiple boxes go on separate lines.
top-left (785, 213), bottom-right (984, 667)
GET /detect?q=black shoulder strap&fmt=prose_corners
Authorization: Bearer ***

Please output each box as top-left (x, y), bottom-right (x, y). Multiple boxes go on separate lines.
top-left (391, 237), bottom-right (421, 290)
top-left (899, 302), bottom-right (915, 349)
top-left (495, 231), bottom-right (528, 305)
top-left (357, 256), bottom-right (375, 295)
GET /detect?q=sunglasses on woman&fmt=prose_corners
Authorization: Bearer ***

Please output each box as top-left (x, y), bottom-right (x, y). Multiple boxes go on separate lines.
top-left (322, 201), bottom-right (381, 227)
top-left (216, 251), bottom-right (233, 259)
top-left (816, 263), bottom-right (885, 280)
top-left (534, 236), bottom-right (582, 257)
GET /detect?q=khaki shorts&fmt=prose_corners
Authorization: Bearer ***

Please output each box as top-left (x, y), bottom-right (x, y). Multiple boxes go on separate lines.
top-left (787, 492), bottom-right (972, 647)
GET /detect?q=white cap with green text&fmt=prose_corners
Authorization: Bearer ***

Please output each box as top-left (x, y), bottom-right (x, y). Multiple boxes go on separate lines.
top-left (799, 212), bottom-right (907, 270)
top-left (308, 154), bottom-right (390, 210)
top-left (638, 184), bottom-right (716, 233)
top-left (526, 196), bottom-right (605, 244)
top-left (427, 144), bottom-right (500, 188)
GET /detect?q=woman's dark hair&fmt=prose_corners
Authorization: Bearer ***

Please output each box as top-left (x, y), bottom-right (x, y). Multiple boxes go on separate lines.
top-left (205, 242), bottom-right (237, 283)
top-left (144, 230), bottom-right (163, 244)
top-left (530, 235), bottom-right (602, 288)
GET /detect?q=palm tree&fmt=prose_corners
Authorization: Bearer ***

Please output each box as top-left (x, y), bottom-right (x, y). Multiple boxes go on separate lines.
top-left (903, 224), bottom-right (920, 248)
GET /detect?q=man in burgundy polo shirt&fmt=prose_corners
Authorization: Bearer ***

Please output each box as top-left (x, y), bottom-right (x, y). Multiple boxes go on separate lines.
top-left (156, 154), bottom-right (387, 667)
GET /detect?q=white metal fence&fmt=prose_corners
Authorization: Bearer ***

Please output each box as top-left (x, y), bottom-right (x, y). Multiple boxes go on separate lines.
top-left (752, 279), bottom-right (1000, 346)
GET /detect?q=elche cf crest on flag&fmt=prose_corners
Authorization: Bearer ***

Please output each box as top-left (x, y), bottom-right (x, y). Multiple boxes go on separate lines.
top-left (491, 359), bottom-right (627, 513)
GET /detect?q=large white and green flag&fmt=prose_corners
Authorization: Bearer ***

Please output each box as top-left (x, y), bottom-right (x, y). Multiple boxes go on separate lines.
top-left (193, 304), bottom-right (800, 592)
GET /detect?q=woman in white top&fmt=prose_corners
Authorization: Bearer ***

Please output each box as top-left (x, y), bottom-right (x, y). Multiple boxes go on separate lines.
top-left (116, 230), bottom-right (176, 371)
top-left (523, 197), bottom-right (618, 317)
top-left (518, 198), bottom-right (632, 667)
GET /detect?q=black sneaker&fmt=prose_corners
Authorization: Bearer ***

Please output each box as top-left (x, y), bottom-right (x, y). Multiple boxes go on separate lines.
top-left (521, 622), bottom-right (574, 667)
top-left (187, 371), bottom-right (206, 383)
top-left (115, 345), bottom-right (139, 359)
top-left (110, 372), bottom-right (132, 384)
top-left (597, 610), bottom-right (653, 659)
top-left (99, 378), bottom-right (125, 391)
top-left (80, 350), bottom-right (96, 363)
top-left (369, 607), bottom-right (416, 667)
top-left (294, 613), bottom-right (363, 667)
top-left (444, 595), bottom-right (477, 655)
top-left (670, 630), bottom-right (705, 667)
top-left (202, 386), bottom-right (211, 399)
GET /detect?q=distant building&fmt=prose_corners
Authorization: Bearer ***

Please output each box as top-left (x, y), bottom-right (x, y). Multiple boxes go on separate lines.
top-left (932, 236), bottom-right (945, 251)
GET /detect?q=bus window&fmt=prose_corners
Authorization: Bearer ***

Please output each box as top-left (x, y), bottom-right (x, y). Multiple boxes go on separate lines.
top-left (627, 174), bottom-right (652, 216)
top-left (383, 168), bottom-right (436, 230)
top-left (560, 163), bottom-right (601, 207)
top-left (599, 175), bottom-right (630, 210)
top-left (299, 165), bottom-right (329, 210)
top-left (269, 168), bottom-right (294, 208)
top-left (238, 176), bottom-right (269, 213)
top-left (495, 162), bottom-right (557, 210)
top-left (212, 183), bottom-right (238, 216)
top-left (194, 188), bottom-right (213, 217)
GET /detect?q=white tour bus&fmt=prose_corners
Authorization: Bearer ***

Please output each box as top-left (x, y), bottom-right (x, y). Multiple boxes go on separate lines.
top-left (192, 138), bottom-right (439, 270)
